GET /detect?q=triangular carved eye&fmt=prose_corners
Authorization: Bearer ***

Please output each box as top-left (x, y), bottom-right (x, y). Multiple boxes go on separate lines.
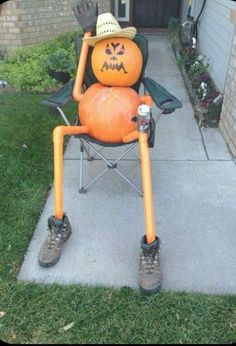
top-left (105, 44), bottom-right (112, 55)
top-left (117, 44), bottom-right (125, 55)
top-left (111, 42), bottom-right (120, 51)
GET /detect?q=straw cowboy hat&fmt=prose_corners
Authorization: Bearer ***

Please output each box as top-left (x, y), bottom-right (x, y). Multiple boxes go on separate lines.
top-left (83, 13), bottom-right (137, 46)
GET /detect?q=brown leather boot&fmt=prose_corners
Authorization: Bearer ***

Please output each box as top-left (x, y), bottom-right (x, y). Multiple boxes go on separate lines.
top-left (38, 214), bottom-right (72, 267)
top-left (139, 236), bottom-right (162, 294)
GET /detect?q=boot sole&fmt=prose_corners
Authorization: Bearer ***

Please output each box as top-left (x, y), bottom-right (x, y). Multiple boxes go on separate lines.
top-left (139, 285), bottom-right (161, 295)
top-left (38, 254), bottom-right (61, 268)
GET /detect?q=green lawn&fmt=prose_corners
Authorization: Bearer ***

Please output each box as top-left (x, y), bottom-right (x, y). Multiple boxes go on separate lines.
top-left (0, 93), bottom-right (236, 344)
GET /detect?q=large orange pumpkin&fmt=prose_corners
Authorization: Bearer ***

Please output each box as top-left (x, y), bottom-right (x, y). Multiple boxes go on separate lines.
top-left (79, 83), bottom-right (141, 143)
top-left (91, 38), bottom-right (143, 87)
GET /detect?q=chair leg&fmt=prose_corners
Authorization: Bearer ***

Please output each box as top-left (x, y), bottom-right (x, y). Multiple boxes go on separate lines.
top-left (77, 140), bottom-right (142, 195)
top-left (80, 141), bottom-right (93, 161)
top-left (79, 145), bottom-right (87, 194)
top-left (138, 132), bottom-right (156, 244)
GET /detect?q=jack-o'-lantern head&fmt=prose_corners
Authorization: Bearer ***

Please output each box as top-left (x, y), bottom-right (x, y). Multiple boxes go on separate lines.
top-left (91, 38), bottom-right (143, 87)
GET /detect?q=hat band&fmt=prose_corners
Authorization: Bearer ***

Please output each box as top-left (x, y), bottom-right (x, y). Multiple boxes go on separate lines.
top-left (97, 21), bottom-right (120, 29)
top-left (97, 28), bottom-right (121, 36)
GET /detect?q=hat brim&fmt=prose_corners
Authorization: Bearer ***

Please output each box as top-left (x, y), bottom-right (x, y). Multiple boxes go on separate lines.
top-left (83, 27), bottom-right (137, 47)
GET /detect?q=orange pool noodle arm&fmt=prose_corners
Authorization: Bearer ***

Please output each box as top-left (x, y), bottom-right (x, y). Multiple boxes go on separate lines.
top-left (122, 96), bottom-right (153, 143)
top-left (122, 130), bottom-right (139, 143)
top-left (140, 95), bottom-right (153, 107)
top-left (73, 32), bottom-right (92, 103)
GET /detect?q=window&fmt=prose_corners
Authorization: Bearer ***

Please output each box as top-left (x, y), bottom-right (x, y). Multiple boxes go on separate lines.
top-left (114, 0), bottom-right (130, 22)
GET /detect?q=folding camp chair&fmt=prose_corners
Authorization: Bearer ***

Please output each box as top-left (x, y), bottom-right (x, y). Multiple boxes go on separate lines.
top-left (41, 34), bottom-right (181, 196)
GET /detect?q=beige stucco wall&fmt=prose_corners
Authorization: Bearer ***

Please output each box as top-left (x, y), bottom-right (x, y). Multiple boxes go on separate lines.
top-left (0, 0), bottom-right (111, 54)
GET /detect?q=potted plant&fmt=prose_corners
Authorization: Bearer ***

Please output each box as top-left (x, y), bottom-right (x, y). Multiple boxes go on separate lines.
top-left (202, 95), bottom-right (223, 127)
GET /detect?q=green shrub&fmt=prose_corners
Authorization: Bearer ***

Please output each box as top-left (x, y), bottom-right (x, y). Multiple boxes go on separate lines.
top-left (44, 48), bottom-right (75, 75)
top-left (0, 31), bottom-right (81, 93)
top-left (167, 17), bottom-right (181, 43)
top-left (188, 60), bottom-right (209, 83)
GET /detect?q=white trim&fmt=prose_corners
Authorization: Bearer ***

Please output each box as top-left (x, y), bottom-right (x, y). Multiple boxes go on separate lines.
top-left (114, 0), bottom-right (130, 22)
top-left (191, 0), bottom-right (196, 17)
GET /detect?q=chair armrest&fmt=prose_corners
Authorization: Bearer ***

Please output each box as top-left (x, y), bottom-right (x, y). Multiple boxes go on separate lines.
top-left (142, 77), bottom-right (182, 114)
top-left (40, 80), bottom-right (74, 108)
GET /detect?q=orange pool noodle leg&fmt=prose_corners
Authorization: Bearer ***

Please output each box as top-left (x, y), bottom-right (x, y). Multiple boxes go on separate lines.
top-left (139, 132), bottom-right (156, 244)
top-left (53, 125), bottom-right (89, 220)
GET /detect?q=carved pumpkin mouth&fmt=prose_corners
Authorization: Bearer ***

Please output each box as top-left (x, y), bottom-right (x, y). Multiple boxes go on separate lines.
top-left (100, 61), bottom-right (128, 74)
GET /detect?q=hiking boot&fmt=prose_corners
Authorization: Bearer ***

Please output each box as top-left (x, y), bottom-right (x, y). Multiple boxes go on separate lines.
top-left (139, 235), bottom-right (162, 295)
top-left (38, 214), bottom-right (72, 267)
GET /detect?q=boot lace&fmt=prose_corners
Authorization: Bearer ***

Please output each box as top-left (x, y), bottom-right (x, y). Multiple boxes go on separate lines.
top-left (141, 248), bottom-right (160, 274)
top-left (47, 227), bottom-right (62, 249)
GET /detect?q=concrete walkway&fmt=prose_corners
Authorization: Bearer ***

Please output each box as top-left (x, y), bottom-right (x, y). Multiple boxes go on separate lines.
top-left (18, 34), bottom-right (236, 295)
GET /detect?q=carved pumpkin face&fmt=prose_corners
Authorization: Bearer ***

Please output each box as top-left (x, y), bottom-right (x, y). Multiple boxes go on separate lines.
top-left (91, 38), bottom-right (143, 87)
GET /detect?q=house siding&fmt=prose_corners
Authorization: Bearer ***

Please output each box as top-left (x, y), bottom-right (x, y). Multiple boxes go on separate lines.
top-left (0, 0), bottom-right (111, 54)
top-left (181, 0), bottom-right (236, 93)
top-left (219, 21), bottom-right (236, 157)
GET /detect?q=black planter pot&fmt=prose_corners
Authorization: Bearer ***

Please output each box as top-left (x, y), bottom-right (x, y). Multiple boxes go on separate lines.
top-left (204, 118), bottom-right (220, 128)
top-left (48, 69), bottom-right (70, 84)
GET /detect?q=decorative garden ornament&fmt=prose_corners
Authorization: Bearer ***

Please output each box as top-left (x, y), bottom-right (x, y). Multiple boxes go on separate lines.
top-left (37, 0), bottom-right (183, 295)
